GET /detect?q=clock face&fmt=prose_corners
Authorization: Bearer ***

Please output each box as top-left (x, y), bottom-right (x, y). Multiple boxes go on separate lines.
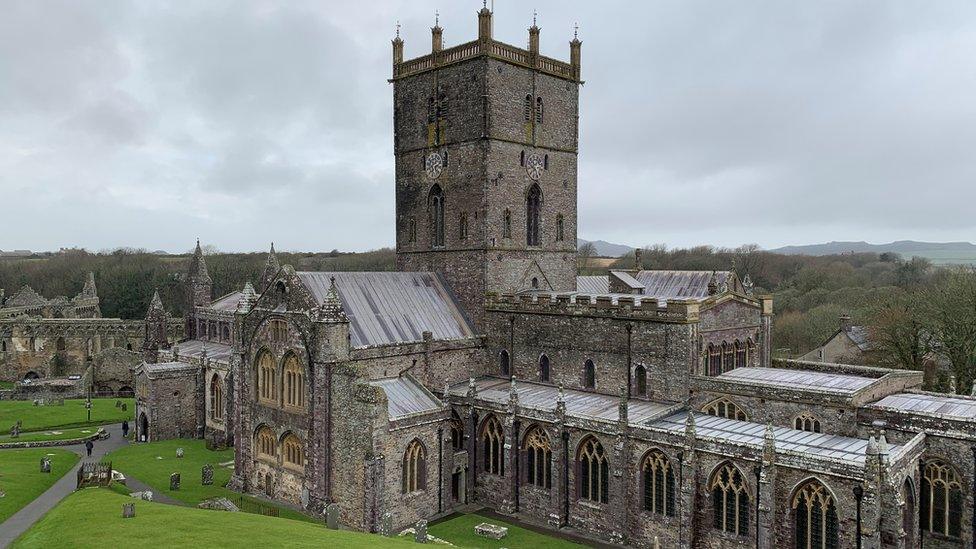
top-left (525, 153), bottom-right (544, 181)
top-left (425, 152), bottom-right (443, 179)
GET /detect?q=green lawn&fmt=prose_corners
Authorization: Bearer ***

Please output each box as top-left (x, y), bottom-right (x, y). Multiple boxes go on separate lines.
top-left (429, 513), bottom-right (586, 549)
top-left (0, 398), bottom-right (133, 431)
top-left (13, 489), bottom-right (419, 549)
top-left (105, 439), bottom-right (312, 523)
top-left (0, 426), bottom-right (101, 444)
top-left (0, 448), bottom-right (79, 523)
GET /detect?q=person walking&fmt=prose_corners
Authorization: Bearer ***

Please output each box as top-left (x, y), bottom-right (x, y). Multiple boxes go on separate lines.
top-left (122, 420), bottom-right (129, 438)
top-left (85, 439), bottom-right (93, 457)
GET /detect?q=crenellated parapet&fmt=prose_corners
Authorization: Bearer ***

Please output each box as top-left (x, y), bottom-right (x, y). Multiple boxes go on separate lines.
top-left (484, 291), bottom-right (700, 323)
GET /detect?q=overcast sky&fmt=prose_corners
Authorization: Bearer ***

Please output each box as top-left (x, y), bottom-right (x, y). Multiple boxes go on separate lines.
top-left (2, 1), bottom-right (974, 253)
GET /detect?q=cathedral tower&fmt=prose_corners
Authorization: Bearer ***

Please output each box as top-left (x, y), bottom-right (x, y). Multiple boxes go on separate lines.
top-left (392, 7), bottom-right (581, 328)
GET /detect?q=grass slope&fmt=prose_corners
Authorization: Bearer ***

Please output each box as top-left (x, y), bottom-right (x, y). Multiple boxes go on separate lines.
top-left (0, 398), bottom-right (133, 431)
top-left (13, 489), bottom-right (418, 549)
top-left (0, 426), bottom-right (101, 444)
top-left (429, 513), bottom-right (585, 549)
top-left (105, 439), bottom-right (311, 522)
top-left (0, 448), bottom-right (78, 523)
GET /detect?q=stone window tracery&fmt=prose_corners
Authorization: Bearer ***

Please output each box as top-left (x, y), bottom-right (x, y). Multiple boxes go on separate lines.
top-left (523, 426), bottom-right (552, 489)
top-left (642, 450), bottom-right (675, 516)
top-left (282, 433), bottom-right (303, 470)
top-left (703, 398), bottom-right (748, 421)
top-left (921, 459), bottom-right (963, 538)
top-left (578, 436), bottom-right (609, 503)
top-left (734, 339), bottom-right (747, 368)
top-left (708, 344), bottom-right (722, 376)
top-left (256, 426), bottom-right (276, 461)
top-left (526, 184), bottom-right (542, 246)
top-left (402, 439), bottom-right (426, 493)
top-left (793, 480), bottom-right (839, 549)
top-left (210, 374), bottom-right (222, 421)
top-left (429, 184), bottom-right (445, 248)
top-left (450, 417), bottom-right (464, 452)
top-left (710, 462), bottom-right (750, 536)
top-left (283, 354), bottom-right (305, 409)
top-left (257, 351), bottom-right (277, 405)
top-left (793, 413), bottom-right (822, 433)
top-left (722, 341), bottom-right (734, 373)
top-left (482, 415), bottom-right (504, 476)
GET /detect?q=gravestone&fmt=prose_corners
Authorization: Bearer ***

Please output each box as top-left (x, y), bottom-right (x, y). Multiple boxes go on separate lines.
top-left (116, 400), bottom-right (122, 408)
top-left (202, 464), bottom-right (214, 485)
top-left (32, 400), bottom-right (39, 407)
top-left (121, 403), bottom-right (127, 411)
top-left (170, 472), bottom-right (180, 491)
top-left (9, 425), bottom-right (19, 438)
top-left (0, 489), bottom-right (6, 499)
top-left (325, 503), bottom-right (340, 530)
top-left (414, 519), bottom-right (428, 543)
top-left (300, 488), bottom-right (309, 509)
top-left (122, 503), bottom-right (135, 518)
top-left (176, 447), bottom-right (184, 459)
top-left (380, 512), bottom-right (394, 537)
top-left (475, 523), bottom-right (508, 540)
top-left (40, 457), bottom-right (51, 473)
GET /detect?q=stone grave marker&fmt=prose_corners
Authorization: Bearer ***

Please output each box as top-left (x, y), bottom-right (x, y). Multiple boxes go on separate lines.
top-left (122, 503), bottom-right (135, 518)
top-left (9, 424), bottom-right (19, 438)
top-left (325, 503), bottom-right (340, 530)
top-left (380, 512), bottom-right (394, 537)
top-left (202, 464), bottom-right (214, 485)
top-left (121, 403), bottom-right (127, 411)
top-left (414, 519), bottom-right (428, 543)
top-left (40, 457), bottom-right (51, 473)
top-left (170, 472), bottom-right (180, 491)
top-left (116, 400), bottom-right (122, 408)
top-left (300, 488), bottom-right (309, 509)
top-left (176, 447), bottom-right (184, 459)
top-left (475, 522), bottom-right (508, 540)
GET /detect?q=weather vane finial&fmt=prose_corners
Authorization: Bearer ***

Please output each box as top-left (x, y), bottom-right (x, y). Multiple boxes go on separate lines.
top-left (435, 10), bottom-right (439, 27)
top-left (533, 9), bottom-right (537, 26)
top-left (574, 22), bottom-right (579, 39)
top-left (395, 20), bottom-right (400, 38)
top-left (483, 0), bottom-right (487, 9)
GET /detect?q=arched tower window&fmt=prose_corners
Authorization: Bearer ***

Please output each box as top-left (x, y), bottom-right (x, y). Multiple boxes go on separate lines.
top-left (503, 209), bottom-right (512, 239)
top-left (526, 184), bottom-right (542, 246)
top-left (793, 413), bottom-right (822, 433)
top-left (583, 359), bottom-right (596, 389)
top-left (539, 354), bottom-right (550, 383)
top-left (578, 436), bottom-right (609, 503)
top-left (921, 459), bottom-right (963, 538)
top-left (523, 94), bottom-right (533, 121)
top-left (283, 354), bottom-right (305, 408)
top-left (255, 426), bottom-right (276, 461)
top-left (402, 439), bottom-right (427, 493)
top-left (703, 398), bottom-right (748, 421)
top-left (210, 374), bottom-right (223, 420)
top-left (499, 350), bottom-right (510, 377)
top-left (535, 97), bottom-right (544, 124)
top-left (429, 185), bottom-right (444, 248)
top-left (523, 426), bottom-right (552, 489)
top-left (642, 450), bottom-right (675, 516)
top-left (710, 462), bottom-right (750, 536)
top-left (482, 415), bottom-right (504, 476)
top-left (793, 479), bottom-right (839, 549)
top-left (635, 364), bottom-right (647, 396)
top-left (556, 214), bottom-right (565, 242)
top-left (282, 433), bottom-right (304, 470)
top-left (256, 351), bottom-right (276, 404)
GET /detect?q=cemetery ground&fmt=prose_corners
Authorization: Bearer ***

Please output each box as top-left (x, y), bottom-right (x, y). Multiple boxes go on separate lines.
top-left (0, 448), bottom-right (78, 523)
top-left (12, 488), bottom-right (422, 548)
top-left (0, 397), bottom-right (133, 432)
top-left (0, 426), bottom-right (102, 444)
top-left (429, 513), bottom-right (586, 549)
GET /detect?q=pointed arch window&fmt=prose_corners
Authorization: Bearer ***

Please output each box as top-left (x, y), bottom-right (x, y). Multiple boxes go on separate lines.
top-left (210, 374), bottom-right (223, 420)
top-left (708, 344), bottom-right (722, 376)
top-left (402, 439), bottom-right (427, 493)
top-left (429, 185), bottom-right (445, 248)
top-left (539, 354), bottom-right (550, 382)
top-left (257, 351), bottom-right (277, 404)
top-left (635, 364), bottom-right (647, 397)
top-left (578, 437), bottom-right (609, 503)
top-left (523, 94), bottom-right (533, 121)
top-left (523, 426), bottom-right (552, 489)
top-left (503, 209), bottom-right (512, 239)
top-left (482, 416), bottom-right (504, 476)
top-left (583, 359), bottom-right (596, 389)
top-left (283, 354), bottom-right (305, 409)
top-left (526, 184), bottom-right (542, 246)
top-left (722, 342), bottom-right (734, 373)
top-left (282, 433), bottom-right (304, 470)
top-left (703, 398), bottom-right (748, 421)
top-left (734, 340), bottom-right (747, 368)
top-left (256, 426), bottom-right (276, 461)
top-left (793, 413), bottom-right (822, 433)
top-left (642, 450), bottom-right (675, 516)
top-left (921, 459), bottom-right (963, 538)
top-left (450, 416), bottom-right (464, 451)
top-left (793, 480), bottom-right (839, 549)
top-left (710, 463), bottom-right (750, 536)
top-left (499, 350), bottom-right (510, 377)
top-left (535, 97), bottom-right (544, 124)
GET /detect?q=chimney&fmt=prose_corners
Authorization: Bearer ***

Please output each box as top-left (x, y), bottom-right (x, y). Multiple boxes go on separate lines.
top-left (839, 314), bottom-right (852, 332)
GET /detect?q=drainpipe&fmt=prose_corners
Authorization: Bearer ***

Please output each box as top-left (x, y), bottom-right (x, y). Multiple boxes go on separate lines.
top-left (854, 484), bottom-right (864, 549)
top-left (753, 464), bottom-right (761, 549)
top-left (513, 420), bottom-right (521, 513)
top-left (438, 427), bottom-right (443, 513)
top-left (562, 431), bottom-right (570, 526)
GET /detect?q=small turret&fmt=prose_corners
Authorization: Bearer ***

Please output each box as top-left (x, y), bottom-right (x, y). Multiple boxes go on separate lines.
top-left (259, 243), bottom-right (280, 292)
top-left (187, 240), bottom-right (213, 308)
top-left (528, 12), bottom-right (540, 55)
top-left (392, 21), bottom-right (404, 67)
top-left (478, 1), bottom-right (493, 43)
top-left (570, 23), bottom-right (582, 81)
top-left (431, 12), bottom-right (443, 52)
top-left (143, 290), bottom-right (169, 363)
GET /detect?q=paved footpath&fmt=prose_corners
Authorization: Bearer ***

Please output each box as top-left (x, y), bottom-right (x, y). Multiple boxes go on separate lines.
top-left (0, 423), bottom-right (129, 548)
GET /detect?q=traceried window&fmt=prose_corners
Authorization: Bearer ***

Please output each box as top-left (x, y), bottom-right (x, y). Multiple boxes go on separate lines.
top-left (526, 184), bottom-right (542, 246)
top-left (503, 209), bottom-right (512, 239)
top-left (793, 413), bottom-right (822, 433)
top-left (210, 374), bottom-right (223, 420)
top-left (578, 436), bottom-right (609, 503)
top-left (635, 364), bottom-right (647, 397)
top-left (283, 354), bottom-right (305, 409)
top-left (539, 354), bottom-right (550, 382)
top-left (282, 433), bottom-right (304, 469)
top-left (708, 344), bottom-right (722, 376)
top-left (722, 342), bottom-right (734, 373)
top-left (270, 319), bottom-right (287, 342)
top-left (450, 417), bottom-right (464, 451)
top-left (734, 340), bottom-right (747, 368)
top-left (642, 450), bottom-right (675, 516)
top-left (535, 97), bottom-right (544, 124)
top-left (793, 479), bottom-right (839, 549)
top-left (583, 359), bottom-right (596, 389)
top-left (429, 185), bottom-right (445, 248)
top-left (921, 459), bottom-right (963, 538)
top-left (556, 214), bottom-right (565, 242)
top-left (703, 398), bottom-right (748, 421)
top-left (459, 212), bottom-right (468, 240)
top-left (257, 351), bottom-right (277, 404)
top-left (710, 463), bottom-right (750, 536)
top-left (499, 350), bottom-right (510, 377)
top-left (523, 426), bottom-right (552, 489)
top-left (482, 415), bottom-right (504, 476)
top-left (402, 439), bottom-right (427, 493)
top-left (256, 426), bottom-right (276, 460)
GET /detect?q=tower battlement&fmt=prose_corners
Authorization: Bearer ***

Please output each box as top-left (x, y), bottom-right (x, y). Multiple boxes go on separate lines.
top-left (391, 7), bottom-right (581, 83)
top-left (485, 292), bottom-right (702, 323)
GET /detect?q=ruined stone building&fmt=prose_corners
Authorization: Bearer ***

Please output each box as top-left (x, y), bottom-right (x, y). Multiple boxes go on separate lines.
top-left (135, 8), bottom-right (976, 548)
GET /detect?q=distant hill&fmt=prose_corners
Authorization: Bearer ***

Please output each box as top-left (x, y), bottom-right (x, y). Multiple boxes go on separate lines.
top-left (578, 238), bottom-right (634, 257)
top-left (770, 241), bottom-right (976, 265)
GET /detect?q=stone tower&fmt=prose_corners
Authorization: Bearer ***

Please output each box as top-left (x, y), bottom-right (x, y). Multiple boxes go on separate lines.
top-left (392, 7), bottom-right (582, 328)
top-left (143, 290), bottom-right (169, 363)
top-left (186, 240), bottom-right (212, 338)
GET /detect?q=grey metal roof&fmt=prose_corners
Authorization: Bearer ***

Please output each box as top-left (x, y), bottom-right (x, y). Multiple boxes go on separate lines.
top-left (172, 339), bottom-right (233, 365)
top-left (449, 377), bottom-right (676, 425)
top-left (211, 291), bottom-right (243, 313)
top-left (297, 272), bottom-right (474, 348)
top-left (870, 393), bottom-right (976, 420)
top-left (719, 367), bottom-right (877, 395)
top-left (576, 276), bottom-right (609, 294)
top-left (634, 270), bottom-right (735, 299)
top-left (610, 271), bottom-right (644, 290)
top-left (651, 412), bottom-right (884, 465)
top-left (369, 376), bottom-right (443, 420)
